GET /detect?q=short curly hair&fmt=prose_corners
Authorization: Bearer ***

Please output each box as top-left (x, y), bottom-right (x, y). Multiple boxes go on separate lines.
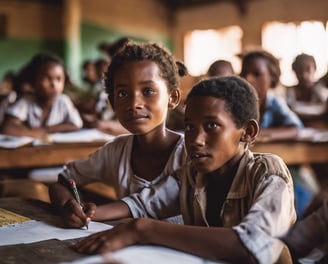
top-left (186, 76), bottom-right (259, 128)
top-left (292, 53), bottom-right (316, 72)
top-left (240, 50), bottom-right (281, 88)
top-left (104, 41), bottom-right (188, 107)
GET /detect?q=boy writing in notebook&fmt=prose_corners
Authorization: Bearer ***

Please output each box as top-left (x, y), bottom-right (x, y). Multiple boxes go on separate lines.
top-left (74, 76), bottom-right (296, 264)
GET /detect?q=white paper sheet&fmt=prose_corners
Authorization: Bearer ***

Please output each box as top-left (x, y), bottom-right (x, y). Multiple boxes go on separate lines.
top-left (48, 129), bottom-right (116, 143)
top-left (0, 134), bottom-right (34, 149)
top-left (0, 220), bottom-right (112, 246)
top-left (62, 245), bottom-right (224, 264)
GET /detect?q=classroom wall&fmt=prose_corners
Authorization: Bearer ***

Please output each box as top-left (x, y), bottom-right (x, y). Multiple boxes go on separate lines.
top-left (0, 0), bottom-right (172, 84)
top-left (172, 0), bottom-right (328, 59)
top-left (0, 1), bottom-right (65, 79)
top-left (1, 0), bottom-right (328, 84)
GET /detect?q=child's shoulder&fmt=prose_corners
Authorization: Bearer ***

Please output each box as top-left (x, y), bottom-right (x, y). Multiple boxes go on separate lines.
top-left (247, 151), bottom-right (291, 183)
top-left (102, 133), bottom-right (134, 150)
top-left (9, 94), bottom-right (35, 108)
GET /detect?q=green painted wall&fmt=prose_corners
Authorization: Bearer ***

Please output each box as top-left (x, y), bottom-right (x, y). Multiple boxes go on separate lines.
top-left (80, 21), bottom-right (173, 61)
top-left (0, 22), bottom-right (173, 86)
top-left (0, 38), bottom-right (65, 81)
top-left (80, 21), bottom-right (173, 68)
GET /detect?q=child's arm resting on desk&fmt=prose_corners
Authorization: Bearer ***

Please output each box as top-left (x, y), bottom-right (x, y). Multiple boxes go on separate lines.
top-left (74, 218), bottom-right (257, 263)
top-left (1, 115), bottom-right (47, 138)
top-left (49, 174), bottom-right (95, 228)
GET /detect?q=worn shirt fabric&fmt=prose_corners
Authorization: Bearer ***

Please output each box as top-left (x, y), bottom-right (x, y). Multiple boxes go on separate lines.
top-left (287, 82), bottom-right (328, 105)
top-left (178, 150), bottom-right (296, 264)
top-left (261, 94), bottom-right (304, 129)
top-left (60, 133), bottom-right (188, 220)
top-left (6, 94), bottom-right (83, 128)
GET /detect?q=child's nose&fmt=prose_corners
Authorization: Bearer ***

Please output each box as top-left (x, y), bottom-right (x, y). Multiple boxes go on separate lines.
top-left (192, 129), bottom-right (206, 146)
top-left (129, 94), bottom-right (143, 110)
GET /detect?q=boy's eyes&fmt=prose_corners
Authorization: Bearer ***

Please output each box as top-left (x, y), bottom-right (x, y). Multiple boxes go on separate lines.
top-left (117, 90), bottom-right (128, 98)
top-left (184, 123), bottom-right (193, 131)
top-left (184, 122), bottom-right (218, 131)
top-left (206, 122), bottom-right (218, 129)
top-left (250, 71), bottom-right (263, 77)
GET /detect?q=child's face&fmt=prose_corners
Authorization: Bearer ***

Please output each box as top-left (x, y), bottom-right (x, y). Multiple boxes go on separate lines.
top-left (35, 62), bottom-right (65, 100)
top-left (113, 60), bottom-right (171, 134)
top-left (184, 96), bottom-right (245, 174)
top-left (242, 57), bottom-right (271, 103)
top-left (84, 63), bottom-right (98, 82)
top-left (294, 59), bottom-right (316, 86)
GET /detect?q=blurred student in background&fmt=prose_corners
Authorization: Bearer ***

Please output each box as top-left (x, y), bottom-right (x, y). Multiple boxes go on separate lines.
top-left (0, 71), bottom-right (17, 125)
top-left (81, 60), bottom-right (98, 89)
top-left (287, 53), bottom-right (328, 128)
top-left (167, 59), bottom-right (235, 132)
top-left (239, 50), bottom-right (318, 218)
top-left (76, 39), bottom-right (129, 136)
top-left (288, 53), bottom-right (328, 105)
top-left (207, 59), bottom-right (234, 77)
top-left (1, 52), bottom-right (82, 139)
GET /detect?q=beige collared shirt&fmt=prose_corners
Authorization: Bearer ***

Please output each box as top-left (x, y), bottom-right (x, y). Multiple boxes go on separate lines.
top-left (178, 150), bottom-right (296, 264)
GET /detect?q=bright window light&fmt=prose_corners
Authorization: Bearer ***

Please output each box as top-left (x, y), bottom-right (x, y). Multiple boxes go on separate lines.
top-left (262, 21), bottom-right (328, 86)
top-left (184, 26), bottom-right (243, 76)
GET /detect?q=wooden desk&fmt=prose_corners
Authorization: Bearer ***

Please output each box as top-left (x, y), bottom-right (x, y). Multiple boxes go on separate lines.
top-left (0, 135), bottom-right (327, 170)
top-left (251, 140), bottom-right (328, 165)
top-left (0, 142), bottom-right (104, 170)
top-left (0, 197), bottom-right (219, 264)
top-left (0, 197), bottom-right (126, 263)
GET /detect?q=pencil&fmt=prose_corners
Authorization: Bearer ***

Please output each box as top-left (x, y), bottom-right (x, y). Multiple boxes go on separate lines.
top-left (69, 179), bottom-right (89, 230)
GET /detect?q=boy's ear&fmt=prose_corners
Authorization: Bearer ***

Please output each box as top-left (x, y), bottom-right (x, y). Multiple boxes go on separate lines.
top-left (240, 119), bottom-right (259, 142)
top-left (168, 89), bottom-right (181, 109)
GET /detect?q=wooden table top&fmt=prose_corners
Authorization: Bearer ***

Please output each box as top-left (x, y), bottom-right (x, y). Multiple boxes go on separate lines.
top-left (1, 131), bottom-right (328, 170)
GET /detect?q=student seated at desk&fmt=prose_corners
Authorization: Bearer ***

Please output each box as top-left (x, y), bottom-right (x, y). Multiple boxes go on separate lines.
top-left (239, 50), bottom-right (304, 141)
top-left (74, 76), bottom-right (296, 264)
top-left (239, 50), bottom-right (317, 218)
top-left (76, 41), bottom-right (129, 136)
top-left (49, 41), bottom-right (189, 226)
top-left (0, 53), bottom-right (83, 138)
top-left (286, 53), bottom-right (328, 128)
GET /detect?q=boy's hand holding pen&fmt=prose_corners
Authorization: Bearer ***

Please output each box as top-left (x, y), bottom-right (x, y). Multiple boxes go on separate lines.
top-left (69, 179), bottom-right (92, 229)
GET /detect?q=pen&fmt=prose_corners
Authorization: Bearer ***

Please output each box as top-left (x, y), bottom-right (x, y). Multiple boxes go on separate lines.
top-left (70, 179), bottom-right (89, 230)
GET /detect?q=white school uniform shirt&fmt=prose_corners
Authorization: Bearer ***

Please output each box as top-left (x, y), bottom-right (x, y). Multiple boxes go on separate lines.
top-left (6, 94), bottom-right (83, 128)
top-left (60, 133), bottom-right (188, 220)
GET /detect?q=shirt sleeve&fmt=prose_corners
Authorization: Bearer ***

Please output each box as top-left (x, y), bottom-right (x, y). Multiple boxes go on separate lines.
top-left (59, 141), bottom-right (115, 186)
top-left (6, 97), bottom-right (29, 121)
top-left (233, 175), bottom-right (296, 264)
top-left (60, 95), bottom-right (83, 128)
top-left (121, 173), bottom-right (181, 220)
top-left (122, 138), bottom-right (187, 221)
top-left (273, 97), bottom-right (304, 128)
